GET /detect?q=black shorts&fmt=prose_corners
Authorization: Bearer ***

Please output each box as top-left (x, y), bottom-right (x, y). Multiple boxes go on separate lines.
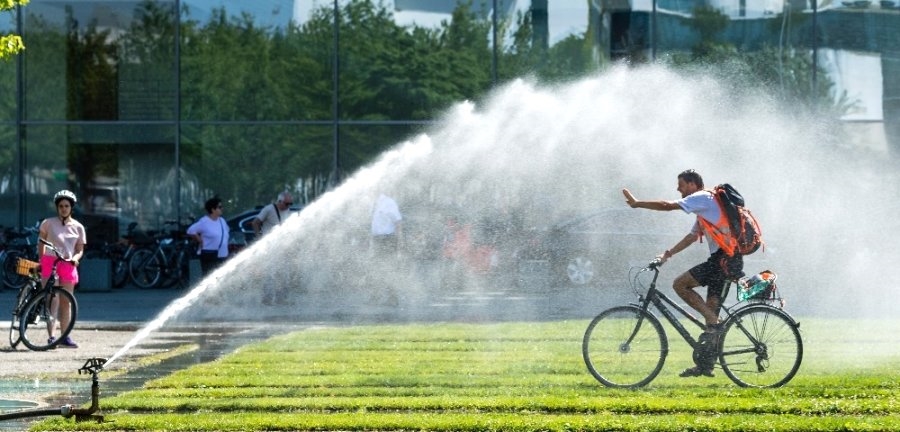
top-left (688, 250), bottom-right (744, 297)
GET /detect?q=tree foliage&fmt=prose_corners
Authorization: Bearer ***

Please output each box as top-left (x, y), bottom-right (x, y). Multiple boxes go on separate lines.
top-left (0, 0), bottom-right (28, 60)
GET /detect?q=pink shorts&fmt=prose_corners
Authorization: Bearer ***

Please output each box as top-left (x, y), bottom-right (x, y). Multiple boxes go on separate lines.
top-left (40, 254), bottom-right (79, 285)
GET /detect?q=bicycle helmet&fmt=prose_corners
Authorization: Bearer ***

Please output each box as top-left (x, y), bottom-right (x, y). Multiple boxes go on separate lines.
top-left (53, 189), bottom-right (78, 206)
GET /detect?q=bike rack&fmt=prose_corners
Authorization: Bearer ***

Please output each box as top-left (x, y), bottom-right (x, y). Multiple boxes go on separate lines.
top-left (0, 357), bottom-right (107, 424)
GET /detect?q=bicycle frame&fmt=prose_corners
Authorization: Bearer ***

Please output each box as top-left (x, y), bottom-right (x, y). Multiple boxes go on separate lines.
top-left (630, 263), bottom-right (724, 351)
top-left (10, 240), bottom-right (73, 350)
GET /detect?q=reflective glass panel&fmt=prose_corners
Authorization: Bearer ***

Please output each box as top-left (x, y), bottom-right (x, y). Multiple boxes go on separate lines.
top-left (337, 123), bottom-right (425, 186)
top-left (23, 124), bottom-right (175, 246)
top-left (0, 8), bottom-right (16, 121)
top-left (180, 0), bottom-right (329, 121)
top-left (22, 0), bottom-right (177, 121)
top-left (180, 124), bottom-right (333, 214)
top-left (498, 1), bottom-right (600, 81)
top-left (0, 124), bottom-right (17, 227)
top-left (335, 0), bottom-right (491, 121)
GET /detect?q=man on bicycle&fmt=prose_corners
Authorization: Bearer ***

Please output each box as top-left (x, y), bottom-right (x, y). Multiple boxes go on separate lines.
top-left (622, 169), bottom-right (743, 377)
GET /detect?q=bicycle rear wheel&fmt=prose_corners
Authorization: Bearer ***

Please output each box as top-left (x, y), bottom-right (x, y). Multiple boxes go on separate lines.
top-left (129, 248), bottom-right (163, 289)
top-left (719, 305), bottom-right (803, 388)
top-left (19, 288), bottom-right (78, 351)
top-left (582, 305), bottom-right (668, 388)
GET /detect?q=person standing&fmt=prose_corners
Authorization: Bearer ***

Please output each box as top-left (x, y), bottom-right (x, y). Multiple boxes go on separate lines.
top-left (369, 192), bottom-right (403, 305)
top-left (371, 193), bottom-right (403, 256)
top-left (187, 197), bottom-right (230, 276)
top-left (251, 191), bottom-right (293, 239)
top-left (622, 169), bottom-right (743, 378)
top-left (38, 189), bottom-right (86, 348)
top-left (251, 191), bottom-right (294, 305)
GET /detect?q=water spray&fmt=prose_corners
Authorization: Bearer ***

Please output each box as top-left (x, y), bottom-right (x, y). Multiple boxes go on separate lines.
top-left (0, 357), bottom-right (107, 423)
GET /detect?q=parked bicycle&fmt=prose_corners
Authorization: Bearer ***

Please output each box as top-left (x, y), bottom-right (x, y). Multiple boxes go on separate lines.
top-left (128, 221), bottom-right (194, 289)
top-left (582, 258), bottom-right (802, 388)
top-left (8, 239), bottom-right (79, 351)
top-left (94, 222), bottom-right (153, 288)
top-left (1, 223), bottom-right (41, 290)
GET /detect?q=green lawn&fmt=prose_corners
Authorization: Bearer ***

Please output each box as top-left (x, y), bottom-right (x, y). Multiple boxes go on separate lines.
top-left (34, 319), bottom-right (900, 431)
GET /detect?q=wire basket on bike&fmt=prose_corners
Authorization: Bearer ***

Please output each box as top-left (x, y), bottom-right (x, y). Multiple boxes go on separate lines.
top-left (737, 270), bottom-right (777, 301)
top-left (15, 258), bottom-right (40, 276)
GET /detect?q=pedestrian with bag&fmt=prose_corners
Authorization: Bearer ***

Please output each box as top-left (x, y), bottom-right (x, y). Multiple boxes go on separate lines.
top-left (251, 191), bottom-right (294, 305)
top-left (251, 191), bottom-right (293, 240)
top-left (187, 197), bottom-right (229, 276)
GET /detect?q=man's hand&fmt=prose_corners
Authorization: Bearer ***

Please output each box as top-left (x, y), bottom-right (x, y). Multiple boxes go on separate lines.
top-left (622, 189), bottom-right (638, 208)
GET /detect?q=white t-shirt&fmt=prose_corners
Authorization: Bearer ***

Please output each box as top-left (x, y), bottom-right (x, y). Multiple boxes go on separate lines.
top-left (676, 190), bottom-right (723, 254)
top-left (187, 215), bottom-right (229, 258)
top-left (371, 194), bottom-right (402, 236)
top-left (255, 203), bottom-right (283, 235)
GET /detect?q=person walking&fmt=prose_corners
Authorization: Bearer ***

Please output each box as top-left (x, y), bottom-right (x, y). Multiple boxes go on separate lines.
top-left (251, 191), bottom-right (294, 305)
top-left (622, 169), bottom-right (743, 378)
top-left (38, 189), bottom-right (86, 348)
top-left (187, 197), bottom-right (230, 276)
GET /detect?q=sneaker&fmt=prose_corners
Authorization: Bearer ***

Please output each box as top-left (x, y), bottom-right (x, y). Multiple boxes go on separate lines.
top-left (47, 336), bottom-right (57, 348)
top-left (59, 336), bottom-right (78, 348)
top-left (679, 366), bottom-right (715, 378)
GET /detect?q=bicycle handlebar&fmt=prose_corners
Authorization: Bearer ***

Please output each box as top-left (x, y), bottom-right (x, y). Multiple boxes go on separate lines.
top-left (647, 258), bottom-right (663, 270)
top-left (39, 238), bottom-right (74, 262)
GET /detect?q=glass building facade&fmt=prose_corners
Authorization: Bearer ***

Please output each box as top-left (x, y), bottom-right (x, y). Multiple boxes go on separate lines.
top-left (1, 0), bottom-right (897, 246)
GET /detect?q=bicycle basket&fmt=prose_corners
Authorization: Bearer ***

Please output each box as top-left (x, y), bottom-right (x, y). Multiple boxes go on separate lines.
top-left (16, 258), bottom-right (40, 276)
top-left (737, 270), bottom-right (777, 301)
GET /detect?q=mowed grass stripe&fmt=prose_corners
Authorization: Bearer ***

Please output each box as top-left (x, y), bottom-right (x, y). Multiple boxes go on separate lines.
top-left (35, 412), bottom-right (900, 432)
top-left (32, 320), bottom-right (900, 431)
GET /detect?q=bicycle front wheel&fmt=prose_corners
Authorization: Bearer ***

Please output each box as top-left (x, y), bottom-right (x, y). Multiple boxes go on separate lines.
top-left (19, 288), bottom-right (78, 351)
top-left (2, 250), bottom-right (30, 290)
top-left (720, 305), bottom-right (803, 388)
top-left (582, 305), bottom-right (668, 388)
top-left (8, 282), bottom-right (35, 349)
top-left (129, 248), bottom-right (163, 289)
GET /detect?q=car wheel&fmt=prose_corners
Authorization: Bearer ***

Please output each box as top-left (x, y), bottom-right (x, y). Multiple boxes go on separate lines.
top-left (563, 254), bottom-right (597, 286)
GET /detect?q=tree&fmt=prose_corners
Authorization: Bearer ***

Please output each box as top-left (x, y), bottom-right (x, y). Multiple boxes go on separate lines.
top-left (0, 0), bottom-right (28, 60)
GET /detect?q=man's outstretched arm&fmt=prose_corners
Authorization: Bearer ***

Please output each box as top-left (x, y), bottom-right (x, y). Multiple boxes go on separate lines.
top-left (622, 189), bottom-right (682, 211)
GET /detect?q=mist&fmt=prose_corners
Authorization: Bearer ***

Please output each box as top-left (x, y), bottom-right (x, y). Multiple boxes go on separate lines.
top-left (173, 64), bottom-right (898, 325)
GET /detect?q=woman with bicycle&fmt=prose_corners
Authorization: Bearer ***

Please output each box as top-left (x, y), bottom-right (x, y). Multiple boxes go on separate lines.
top-left (37, 189), bottom-right (86, 348)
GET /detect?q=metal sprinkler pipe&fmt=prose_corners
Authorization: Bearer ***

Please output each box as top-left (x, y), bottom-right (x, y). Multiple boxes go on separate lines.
top-left (0, 357), bottom-right (107, 424)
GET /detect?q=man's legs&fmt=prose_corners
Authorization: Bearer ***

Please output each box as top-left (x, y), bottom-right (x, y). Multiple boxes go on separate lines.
top-left (673, 271), bottom-right (720, 378)
top-left (672, 271), bottom-right (719, 327)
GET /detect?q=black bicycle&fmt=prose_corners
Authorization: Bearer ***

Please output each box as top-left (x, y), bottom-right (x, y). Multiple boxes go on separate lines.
top-left (1, 223), bottom-right (41, 290)
top-left (8, 239), bottom-right (79, 351)
top-left (582, 258), bottom-right (803, 388)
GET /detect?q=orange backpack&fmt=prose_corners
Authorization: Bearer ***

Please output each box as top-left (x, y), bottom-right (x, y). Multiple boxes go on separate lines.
top-left (699, 184), bottom-right (763, 256)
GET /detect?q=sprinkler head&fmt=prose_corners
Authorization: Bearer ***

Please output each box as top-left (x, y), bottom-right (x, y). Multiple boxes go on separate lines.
top-left (78, 358), bottom-right (108, 375)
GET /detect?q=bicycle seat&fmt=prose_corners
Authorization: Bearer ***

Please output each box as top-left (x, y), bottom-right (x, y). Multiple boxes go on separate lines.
top-left (727, 270), bottom-right (746, 281)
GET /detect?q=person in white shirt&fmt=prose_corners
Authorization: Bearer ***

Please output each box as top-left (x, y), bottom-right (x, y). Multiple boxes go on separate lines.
top-left (623, 169), bottom-right (743, 378)
top-left (251, 191), bottom-right (293, 239)
top-left (370, 193), bottom-right (403, 255)
top-left (187, 197), bottom-right (229, 276)
top-left (251, 191), bottom-right (294, 305)
top-left (369, 193), bottom-right (403, 306)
